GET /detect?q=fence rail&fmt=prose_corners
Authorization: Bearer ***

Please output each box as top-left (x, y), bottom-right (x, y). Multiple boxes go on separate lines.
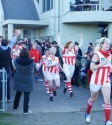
top-left (70, 4), bottom-right (112, 11)
top-left (0, 68), bottom-right (7, 112)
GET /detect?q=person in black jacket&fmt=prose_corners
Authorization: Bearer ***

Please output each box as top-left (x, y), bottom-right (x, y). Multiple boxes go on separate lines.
top-left (13, 48), bottom-right (36, 114)
top-left (0, 31), bottom-right (18, 102)
top-left (72, 42), bottom-right (82, 86)
top-left (25, 39), bottom-right (32, 51)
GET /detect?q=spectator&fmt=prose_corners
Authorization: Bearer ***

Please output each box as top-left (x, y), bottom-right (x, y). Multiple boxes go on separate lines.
top-left (80, 62), bottom-right (87, 87)
top-left (85, 54), bottom-right (92, 87)
top-left (41, 39), bottom-right (47, 54)
top-left (44, 43), bottom-right (51, 50)
top-left (22, 42), bottom-right (27, 48)
top-left (75, 0), bottom-right (82, 4)
top-left (51, 41), bottom-right (60, 57)
top-left (25, 39), bottom-right (32, 51)
top-left (84, 42), bottom-right (94, 87)
top-left (30, 42), bottom-right (42, 77)
top-left (0, 31), bottom-right (19, 103)
top-left (13, 48), bottom-right (36, 114)
top-left (34, 40), bottom-right (43, 56)
top-left (72, 42), bottom-right (82, 86)
top-left (110, 45), bottom-right (112, 99)
top-left (30, 42), bottom-right (42, 63)
top-left (86, 42), bottom-right (94, 57)
top-left (17, 40), bottom-right (23, 50)
top-left (11, 43), bottom-right (20, 70)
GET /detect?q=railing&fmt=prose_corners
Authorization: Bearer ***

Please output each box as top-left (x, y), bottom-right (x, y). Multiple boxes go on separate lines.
top-left (0, 68), bottom-right (7, 112)
top-left (70, 4), bottom-right (112, 11)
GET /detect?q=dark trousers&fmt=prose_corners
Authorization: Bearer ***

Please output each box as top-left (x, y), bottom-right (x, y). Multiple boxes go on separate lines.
top-left (0, 68), bottom-right (11, 101)
top-left (72, 65), bottom-right (80, 85)
top-left (13, 91), bottom-right (30, 112)
top-left (81, 76), bottom-right (86, 85)
top-left (87, 69), bottom-right (92, 86)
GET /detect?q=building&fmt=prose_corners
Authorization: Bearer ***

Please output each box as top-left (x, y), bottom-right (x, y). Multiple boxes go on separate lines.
top-left (0, 0), bottom-right (112, 52)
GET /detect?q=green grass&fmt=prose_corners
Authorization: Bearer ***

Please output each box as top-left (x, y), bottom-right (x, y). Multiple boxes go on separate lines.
top-left (0, 112), bottom-right (13, 119)
top-left (0, 122), bottom-right (13, 125)
top-left (0, 112), bottom-right (13, 125)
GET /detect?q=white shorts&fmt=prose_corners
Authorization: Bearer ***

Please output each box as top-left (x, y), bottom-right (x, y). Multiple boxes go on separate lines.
top-left (63, 63), bottom-right (75, 78)
top-left (47, 72), bottom-right (59, 80)
top-left (90, 83), bottom-right (111, 92)
top-left (36, 63), bottom-right (40, 71)
top-left (42, 67), bottom-right (46, 74)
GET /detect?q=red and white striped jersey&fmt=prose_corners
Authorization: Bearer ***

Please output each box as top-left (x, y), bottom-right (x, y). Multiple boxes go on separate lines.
top-left (11, 48), bottom-right (20, 59)
top-left (90, 51), bottom-right (111, 85)
top-left (42, 55), bottom-right (47, 72)
top-left (62, 48), bottom-right (76, 65)
top-left (47, 56), bottom-right (59, 74)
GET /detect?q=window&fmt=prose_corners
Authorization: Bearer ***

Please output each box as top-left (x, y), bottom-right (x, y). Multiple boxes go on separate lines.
top-left (51, 0), bottom-right (53, 9)
top-left (43, 0), bottom-right (53, 12)
top-left (37, 0), bottom-right (39, 3)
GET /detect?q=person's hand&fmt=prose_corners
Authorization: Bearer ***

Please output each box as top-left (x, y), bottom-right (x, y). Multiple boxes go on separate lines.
top-left (79, 34), bottom-right (83, 38)
top-left (14, 30), bottom-right (19, 36)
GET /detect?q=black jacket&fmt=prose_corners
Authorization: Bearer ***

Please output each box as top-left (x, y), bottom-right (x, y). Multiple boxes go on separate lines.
top-left (14, 57), bottom-right (35, 92)
top-left (0, 46), bottom-right (11, 69)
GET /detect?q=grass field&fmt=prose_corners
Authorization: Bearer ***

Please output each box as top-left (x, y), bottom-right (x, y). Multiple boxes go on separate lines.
top-left (0, 112), bottom-right (13, 125)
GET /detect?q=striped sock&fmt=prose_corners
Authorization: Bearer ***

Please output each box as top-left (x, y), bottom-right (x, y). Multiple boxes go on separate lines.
top-left (49, 89), bottom-right (53, 97)
top-left (45, 81), bottom-right (49, 91)
top-left (86, 98), bottom-right (94, 114)
top-left (66, 82), bottom-right (72, 93)
top-left (104, 104), bottom-right (111, 122)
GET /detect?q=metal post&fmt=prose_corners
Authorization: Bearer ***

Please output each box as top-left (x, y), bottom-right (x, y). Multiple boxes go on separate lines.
top-left (0, 68), bottom-right (7, 112)
top-left (5, 70), bottom-right (7, 110)
top-left (2, 68), bottom-right (5, 112)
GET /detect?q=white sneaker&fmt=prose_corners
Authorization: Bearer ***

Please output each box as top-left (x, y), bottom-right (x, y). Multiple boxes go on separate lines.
top-left (47, 90), bottom-right (49, 93)
top-left (85, 113), bottom-right (90, 123)
top-left (13, 108), bottom-right (18, 111)
top-left (105, 121), bottom-right (112, 125)
top-left (23, 110), bottom-right (32, 115)
top-left (38, 79), bottom-right (43, 81)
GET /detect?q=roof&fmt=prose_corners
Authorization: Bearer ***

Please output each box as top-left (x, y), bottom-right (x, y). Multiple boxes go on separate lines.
top-left (1, 0), bottom-right (39, 20)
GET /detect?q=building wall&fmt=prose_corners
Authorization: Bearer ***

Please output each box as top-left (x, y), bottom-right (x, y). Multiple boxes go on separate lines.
top-left (0, 0), bottom-right (4, 22)
top-left (0, 0), bottom-right (4, 35)
top-left (32, 29), bottom-right (40, 41)
top-left (38, 0), bottom-right (101, 53)
top-left (38, 0), bottom-right (59, 40)
top-left (60, 23), bottom-right (101, 53)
